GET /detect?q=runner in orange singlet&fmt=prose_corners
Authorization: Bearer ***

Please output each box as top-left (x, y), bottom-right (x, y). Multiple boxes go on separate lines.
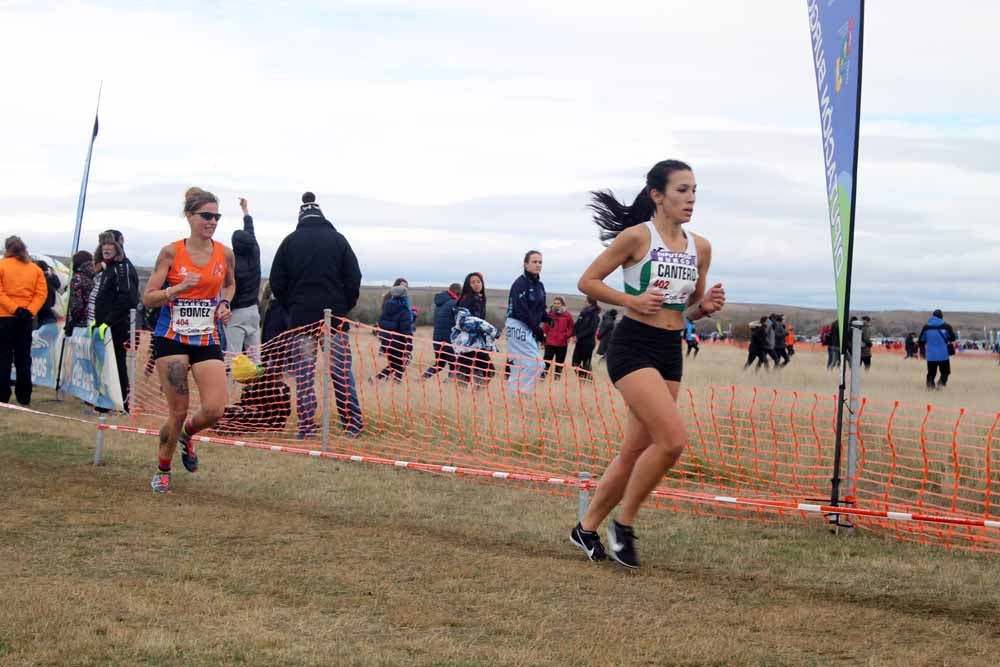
top-left (142, 187), bottom-right (235, 494)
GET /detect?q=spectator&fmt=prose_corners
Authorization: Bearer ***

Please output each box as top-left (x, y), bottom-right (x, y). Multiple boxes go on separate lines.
top-left (422, 282), bottom-right (461, 380)
top-left (95, 229), bottom-right (140, 308)
top-left (226, 197), bottom-right (262, 360)
top-left (571, 296), bottom-right (600, 381)
top-left (772, 314), bottom-right (789, 367)
top-left (215, 361), bottom-right (292, 435)
top-left (822, 320), bottom-right (841, 369)
top-left (269, 192), bottom-right (364, 438)
top-left (918, 308), bottom-right (956, 389)
top-left (450, 305), bottom-right (500, 387)
top-left (0, 236), bottom-right (47, 406)
top-left (34, 260), bottom-right (61, 328)
top-left (541, 297), bottom-right (574, 380)
top-left (505, 250), bottom-right (549, 394)
top-left (744, 318), bottom-right (769, 371)
top-left (373, 284), bottom-right (414, 382)
top-left (764, 314), bottom-right (777, 365)
top-left (64, 251), bottom-right (95, 336)
top-left (595, 308), bottom-right (619, 358)
top-left (454, 272), bottom-right (494, 388)
top-left (260, 282), bottom-right (290, 346)
top-left (903, 332), bottom-right (919, 359)
top-left (860, 315), bottom-right (873, 371)
top-left (684, 318), bottom-right (700, 358)
top-left (90, 231), bottom-right (140, 412)
top-left (785, 323), bottom-right (796, 357)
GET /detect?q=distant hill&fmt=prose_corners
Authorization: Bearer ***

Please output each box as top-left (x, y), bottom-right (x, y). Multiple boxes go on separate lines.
top-left (59, 257), bottom-right (997, 340)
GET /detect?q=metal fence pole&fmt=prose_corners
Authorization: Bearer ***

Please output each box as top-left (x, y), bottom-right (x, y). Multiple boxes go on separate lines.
top-left (843, 319), bottom-right (864, 529)
top-left (321, 309), bottom-right (332, 453)
top-left (128, 308), bottom-right (137, 414)
top-left (93, 413), bottom-right (108, 466)
top-left (577, 471), bottom-right (591, 522)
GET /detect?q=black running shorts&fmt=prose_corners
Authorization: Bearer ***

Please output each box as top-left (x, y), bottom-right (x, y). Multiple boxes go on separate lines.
top-left (605, 317), bottom-right (683, 384)
top-left (153, 336), bottom-right (225, 365)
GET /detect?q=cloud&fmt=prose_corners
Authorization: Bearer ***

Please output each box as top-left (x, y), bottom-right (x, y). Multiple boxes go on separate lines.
top-left (1, 2), bottom-right (999, 313)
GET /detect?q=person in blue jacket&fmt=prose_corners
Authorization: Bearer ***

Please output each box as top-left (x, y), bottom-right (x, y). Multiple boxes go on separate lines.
top-left (684, 318), bottom-right (700, 358)
top-left (422, 282), bottom-right (461, 380)
top-left (373, 284), bottom-right (414, 382)
top-left (918, 308), bottom-right (956, 389)
top-left (504, 251), bottom-right (550, 393)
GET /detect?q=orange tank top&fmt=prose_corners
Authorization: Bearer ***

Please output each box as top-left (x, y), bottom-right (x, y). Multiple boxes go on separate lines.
top-left (154, 240), bottom-right (228, 345)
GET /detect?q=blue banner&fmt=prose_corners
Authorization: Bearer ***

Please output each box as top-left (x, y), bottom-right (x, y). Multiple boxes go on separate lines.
top-left (28, 323), bottom-right (62, 388)
top-left (60, 326), bottom-right (123, 411)
top-left (806, 0), bottom-right (864, 346)
top-left (16, 324), bottom-right (123, 410)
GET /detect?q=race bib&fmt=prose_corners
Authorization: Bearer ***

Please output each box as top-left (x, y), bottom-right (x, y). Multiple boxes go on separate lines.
top-left (170, 298), bottom-right (217, 336)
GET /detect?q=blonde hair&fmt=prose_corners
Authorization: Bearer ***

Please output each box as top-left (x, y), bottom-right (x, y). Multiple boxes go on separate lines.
top-left (183, 186), bottom-right (218, 214)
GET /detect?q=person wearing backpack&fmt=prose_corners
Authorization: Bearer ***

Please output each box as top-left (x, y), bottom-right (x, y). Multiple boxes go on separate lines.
top-left (918, 309), bottom-right (956, 389)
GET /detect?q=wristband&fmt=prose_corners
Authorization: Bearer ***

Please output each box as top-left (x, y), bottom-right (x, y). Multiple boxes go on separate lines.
top-left (218, 299), bottom-right (231, 309)
top-left (697, 302), bottom-right (712, 318)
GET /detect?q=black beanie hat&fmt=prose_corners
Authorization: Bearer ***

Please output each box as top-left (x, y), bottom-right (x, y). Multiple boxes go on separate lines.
top-left (299, 191), bottom-right (325, 224)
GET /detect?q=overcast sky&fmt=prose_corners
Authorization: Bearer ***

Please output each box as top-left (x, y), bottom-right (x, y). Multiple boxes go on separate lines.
top-left (2, 1), bottom-right (999, 312)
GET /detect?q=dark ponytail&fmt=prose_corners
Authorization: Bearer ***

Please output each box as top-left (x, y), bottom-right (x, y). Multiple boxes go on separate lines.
top-left (589, 159), bottom-right (692, 244)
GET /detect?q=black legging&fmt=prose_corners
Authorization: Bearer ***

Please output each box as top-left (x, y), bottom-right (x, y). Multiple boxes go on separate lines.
top-left (571, 340), bottom-right (595, 380)
top-left (376, 338), bottom-right (408, 381)
top-left (745, 346), bottom-right (769, 369)
top-left (542, 344), bottom-right (568, 380)
top-left (686, 338), bottom-right (700, 357)
top-left (422, 341), bottom-right (457, 378)
top-left (0, 316), bottom-right (34, 405)
top-left (457, 350), bottom-right (494, 387)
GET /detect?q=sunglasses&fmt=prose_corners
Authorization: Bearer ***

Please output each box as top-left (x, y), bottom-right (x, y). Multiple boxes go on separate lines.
top-left (195, 212), bottom-right (222, 222)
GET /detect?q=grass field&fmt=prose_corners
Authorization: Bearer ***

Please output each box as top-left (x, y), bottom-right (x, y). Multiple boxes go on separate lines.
top-left (2, 344), bottom-right (999, 666)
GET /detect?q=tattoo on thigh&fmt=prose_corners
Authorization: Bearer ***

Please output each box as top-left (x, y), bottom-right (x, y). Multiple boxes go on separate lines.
top-left (167, 361), bottom-right (189, 395)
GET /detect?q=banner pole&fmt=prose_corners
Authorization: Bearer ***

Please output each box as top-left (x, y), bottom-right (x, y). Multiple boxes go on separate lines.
top-left (321, 309), bottom-right (332, 453)
top-left (57, 82), bottom-right (102, 398)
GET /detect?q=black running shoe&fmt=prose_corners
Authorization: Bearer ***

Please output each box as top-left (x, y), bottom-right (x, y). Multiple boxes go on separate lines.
top-left (570, 523), bottom-right (607, 561)
top-left (179, 431), bottom-right (198, 473)
top-left (607, 520), bottom-right (640, 569)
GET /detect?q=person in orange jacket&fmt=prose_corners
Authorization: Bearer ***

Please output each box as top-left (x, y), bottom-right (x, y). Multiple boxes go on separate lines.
top-left (0, 236), bottom-right (48, 406)
top-left (785, 324), bottom-right (796, 357)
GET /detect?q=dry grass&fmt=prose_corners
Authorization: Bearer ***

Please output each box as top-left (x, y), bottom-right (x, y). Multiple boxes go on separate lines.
top-left (3, 382), bottom-right (1000, 666)
top-left (680, 343), bottom-right (999, 414)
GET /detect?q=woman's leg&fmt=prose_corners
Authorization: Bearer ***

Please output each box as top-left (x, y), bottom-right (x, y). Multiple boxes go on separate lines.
top-left (552, 345), bottom-right (567, 380)
top-left (0, 318), bottom-right (16, 403)
top-left (613, 371), bottom-right (685, 527)
top-left (189, 360), bottom-right (228, 431)
top-left (12, 317), bottom-right (33, 405)
top-left (542, 345), bottom-right (557, 379)
top-left (580, 405), bottom-right (652, 532)
top-left (154, 355), bottom-right (192, 478)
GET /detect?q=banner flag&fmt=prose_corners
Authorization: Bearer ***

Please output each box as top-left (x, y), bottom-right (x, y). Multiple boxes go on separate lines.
top-left (806, 0), bottom-right (864, 346)
top-left (70, 83), bottom-right (102, 256)
top-left (19, 324), bottom-right (123, 410)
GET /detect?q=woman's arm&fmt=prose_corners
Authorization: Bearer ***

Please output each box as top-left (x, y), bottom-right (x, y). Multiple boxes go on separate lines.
top-left (683, 235), bottom-right (725, 321)
top-left (142, 245), bottom-right (179, 308)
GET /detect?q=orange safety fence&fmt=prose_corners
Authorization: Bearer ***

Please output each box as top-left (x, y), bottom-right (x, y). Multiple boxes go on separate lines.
top-left (113, 318), bottom-right (1000, 553)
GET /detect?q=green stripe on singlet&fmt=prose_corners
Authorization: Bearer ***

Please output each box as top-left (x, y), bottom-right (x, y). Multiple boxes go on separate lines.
top-left (624, 261), bottom-right (653, 295)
